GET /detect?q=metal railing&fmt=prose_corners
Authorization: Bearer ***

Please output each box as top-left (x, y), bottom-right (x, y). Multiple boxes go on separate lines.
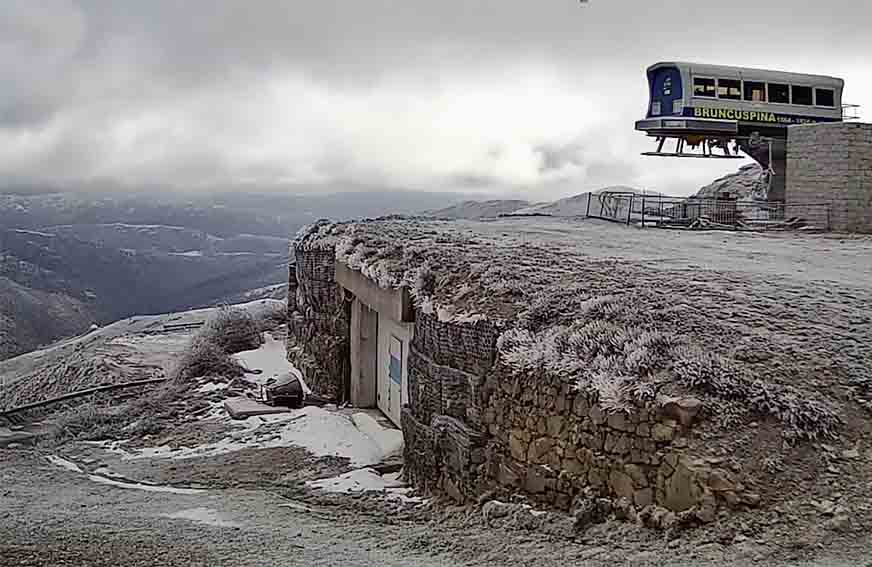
top-left (586, 192), bottom-right (831, 231)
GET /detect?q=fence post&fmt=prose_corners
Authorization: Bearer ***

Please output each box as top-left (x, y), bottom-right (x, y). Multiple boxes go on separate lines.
top-left (641, 196), bottom-right (646, 228)
top-left (586, 192), bottom-right (591, 218)
top-left (826, 204), bottom-right (831, 231)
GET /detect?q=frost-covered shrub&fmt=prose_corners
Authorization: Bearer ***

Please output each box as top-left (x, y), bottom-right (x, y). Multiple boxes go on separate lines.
top-left (200, 306), bottom-right (262, 354)
top-left (498, 293), bottom-right (842, 440)
top-left (671, 346), bottom-right (841, 441)
top-left (171, 335), bottom-right (246, 382)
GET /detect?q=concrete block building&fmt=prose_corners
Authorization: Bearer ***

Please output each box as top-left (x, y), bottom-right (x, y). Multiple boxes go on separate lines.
top-left (786, 122), bottom-right (872, 232)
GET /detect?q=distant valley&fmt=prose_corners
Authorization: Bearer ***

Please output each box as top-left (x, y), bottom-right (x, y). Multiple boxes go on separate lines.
top-left (0, 187), bottom-right (477, 360)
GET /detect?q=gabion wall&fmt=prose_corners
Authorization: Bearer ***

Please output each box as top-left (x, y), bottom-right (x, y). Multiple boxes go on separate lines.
top-left (287, 245), bottom-right (350, 402)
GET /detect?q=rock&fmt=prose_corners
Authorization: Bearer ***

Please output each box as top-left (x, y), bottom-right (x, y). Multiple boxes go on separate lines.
top-left (589, 406), bottom-right (606, 425)
top-left (652, 423), bottom-right (675, 442)
top-left (708, 469), bottom-right (737, 492)
top-left (663, 461), bottom-right (702, 512)
top-left (613, 497), bottom-right (635, 520)
top-left (525, 465), bottom-right (550, 494)
top-left (826, 513), bottom-right (851, 532)
top-left (635, 423), bottom-right (651, 438)
top-left (658, 396), bottom-right (703, 427)
top-left (607, 412), bottom-right (631, 432)
top-left (573, 396), bottom-right (590, 417)
top-left (814, 499), bottom-right (837, 516)
top-left (562, 457), bottom-right (587, 476)
top-left (624, 464), bottom-right (648, 487)
top-left (497, 462), bottom-right (521, 487)
top-left (695, 491), bottom-right (718, 523)
top-left (634, 488), bottom-right (654, 509)
top-left (527, 437), bottom-right (555, 464)
top-left (842, 448), bottom-right (861, 460)
top-left (509, 434), bottom-right (528, 461)
top-left (609, 470), bottom-right (635, 500)
top-left (546, 415), bottom-right (564, 437)
top-left (482, 500), bottom-right (513, 523)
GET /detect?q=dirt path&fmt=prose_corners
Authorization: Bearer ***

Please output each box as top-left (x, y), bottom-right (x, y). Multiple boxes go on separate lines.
top-left (3, 449), bottom-right (871, 567)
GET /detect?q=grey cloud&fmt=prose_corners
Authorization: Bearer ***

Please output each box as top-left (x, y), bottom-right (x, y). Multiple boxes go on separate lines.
top-left (1, 0), bottom-right (871, 197)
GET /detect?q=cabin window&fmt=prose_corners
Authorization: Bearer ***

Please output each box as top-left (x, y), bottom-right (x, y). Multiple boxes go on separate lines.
top-left (672, 100), bottom-right (683, 114)
top-left (744, 81), bottom-right (766, 102)
top-left (717, 79), bottom-right (742, 100)
top-left (769, 83), bottom-right (790, 104)
top-left (816, 88), bottom-right (835, 107)
top-left (651, 101), bottom-right (661, 116)
top-left (792, 85), bottom-right (813, 106)
top-left (693, 77), bottom-right (716, 98)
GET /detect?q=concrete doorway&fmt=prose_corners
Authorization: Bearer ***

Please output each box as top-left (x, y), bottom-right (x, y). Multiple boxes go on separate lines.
top-left (350, 300), bottom-right (378, 408)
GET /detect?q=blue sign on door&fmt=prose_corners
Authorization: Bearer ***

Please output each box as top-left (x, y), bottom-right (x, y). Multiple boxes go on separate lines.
top-left (389, 336), bottom-right (402, 385)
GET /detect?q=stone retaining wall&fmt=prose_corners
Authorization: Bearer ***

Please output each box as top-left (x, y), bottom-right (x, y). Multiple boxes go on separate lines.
top-left (288, 235), bottom-right (760, 525)
top-left (403, 313), bottom-right (759, 525)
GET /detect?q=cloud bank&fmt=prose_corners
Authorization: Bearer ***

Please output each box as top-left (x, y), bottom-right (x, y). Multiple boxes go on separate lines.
top-left (2, 0), bottom-right (870, 198)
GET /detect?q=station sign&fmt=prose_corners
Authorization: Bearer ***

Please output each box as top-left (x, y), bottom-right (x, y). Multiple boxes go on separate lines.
top-left (683, 106), bottom-right (839, 126)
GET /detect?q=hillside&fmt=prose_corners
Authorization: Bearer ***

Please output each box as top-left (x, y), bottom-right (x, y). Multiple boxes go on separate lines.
top-left (0, 226), bottom-right (287, 361)
top-left (693, 163), bottom-right (766, 200)
top-left (423, 199), bottom-right (532, 219)
top-left (0, 277), bottom-right (94, 361)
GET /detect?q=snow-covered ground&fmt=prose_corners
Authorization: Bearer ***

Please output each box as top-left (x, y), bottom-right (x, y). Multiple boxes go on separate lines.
top-left (111, 406), bottom-right (402, 467)
top-left (233, 332), bottom-right (310, 394)
top-left (306, 468), bottom-right (424, 503)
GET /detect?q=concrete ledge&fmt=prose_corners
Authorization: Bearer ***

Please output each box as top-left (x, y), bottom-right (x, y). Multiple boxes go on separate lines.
top-left (224, 397), bottom-right (293, 420)
top-left (335, 262), bottom-right (414, 322)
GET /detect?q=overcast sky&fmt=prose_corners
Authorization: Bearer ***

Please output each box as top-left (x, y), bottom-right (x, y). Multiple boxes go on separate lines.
top-left (2, 0), bottom-right (870, 199)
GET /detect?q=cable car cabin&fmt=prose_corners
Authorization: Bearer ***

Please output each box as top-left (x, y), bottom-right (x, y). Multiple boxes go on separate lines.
top-left (635, 62), bottom-right (844, 157)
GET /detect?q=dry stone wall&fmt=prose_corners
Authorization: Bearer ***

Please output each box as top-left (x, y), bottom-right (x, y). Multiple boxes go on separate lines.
top-left (402, 312), bottom-right (760, 526)
top-left (481, 364), bottom-right (758, 524)
top-left (787, 122), bottom-right (872, 232)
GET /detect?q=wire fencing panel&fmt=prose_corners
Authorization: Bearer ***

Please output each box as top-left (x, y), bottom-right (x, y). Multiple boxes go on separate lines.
top-left (585, 192), bottom-right (831, 231)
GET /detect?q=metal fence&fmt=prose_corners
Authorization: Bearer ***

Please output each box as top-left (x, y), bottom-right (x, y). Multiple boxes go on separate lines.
top-left (586, 192), bottom-right (831, 231)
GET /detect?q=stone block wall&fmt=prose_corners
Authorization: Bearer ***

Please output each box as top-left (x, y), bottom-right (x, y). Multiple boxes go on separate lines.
top-left (481, 365), bottom-right (747, 519)
top-left (287, 245), bottom-right (350, 402)
top-left (404, 322), bottom-right (759, 522)
top-left (787, 122), bottom-right (872, 232)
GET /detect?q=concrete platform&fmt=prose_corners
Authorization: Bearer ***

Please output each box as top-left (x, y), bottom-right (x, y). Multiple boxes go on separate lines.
top-left (223, 396), bottom-right (293, 420)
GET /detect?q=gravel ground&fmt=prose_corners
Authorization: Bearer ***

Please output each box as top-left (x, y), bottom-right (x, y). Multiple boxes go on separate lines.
top-left (3, 448), bottom-right (872, 567)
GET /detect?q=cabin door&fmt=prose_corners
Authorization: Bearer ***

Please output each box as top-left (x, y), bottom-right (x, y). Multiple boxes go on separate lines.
top-left (650, 67), bottom-right (684, 116)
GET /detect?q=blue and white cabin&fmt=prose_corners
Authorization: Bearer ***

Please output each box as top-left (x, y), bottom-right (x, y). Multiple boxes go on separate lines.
top-left (636, 62), bottom-right (845, 139)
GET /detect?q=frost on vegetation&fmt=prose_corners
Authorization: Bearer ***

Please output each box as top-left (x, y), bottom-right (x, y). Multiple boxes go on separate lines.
top-left (171, 306), bottom-right (263, 382)
top-left (498, 294), bottom-right (841, 441)
top-left (292, 219), bottom-right (344, 251)
top-left (671, 347), bottom-right (842, 441)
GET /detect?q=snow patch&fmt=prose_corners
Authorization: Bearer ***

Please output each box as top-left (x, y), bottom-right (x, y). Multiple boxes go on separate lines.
top-left (121, 406), bottom-right (394, 466)
top-left (165, 507), bottom-right (241, 527)
top-left (233, 332), bottom-right (311, 394)
top-left (169, 250), bottom-right (204, 257)
top-left (350, 413), bottom-right (403, 458)
top-left (196, 381), bottom-right (229, 393)
top-left (86, 475), bottom-right (204, 495)
top-left (46, 455), bottom-right (84, 473)
top-left (307, 468), bottom-right (405, 493)
top-left (307, 468), bottom-right (425, 503)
